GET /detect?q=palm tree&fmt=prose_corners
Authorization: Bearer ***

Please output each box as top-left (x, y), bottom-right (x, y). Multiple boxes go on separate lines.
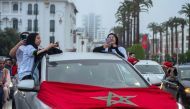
top-left (157, 24), bottom-right (164, 58)
top-left (173, 17), bottom-right (180, 52)
top-left (116, 3), bottom-right (127, 47)
top-left (177, 18), bottom-right (187, 54)
top-left (179, 3), bottom-right (190, 50)
top-left (162, 21), bottom-right (170, 55)
top-left (111, 26), bottom-right (124, 45)
top-left (168, 17), bottom-right (175, 54)
top-left (133, 0), bottom-right (153, 44)
top-left (147, 22), bottom-right (158, 55)
top-left (116, 1), bottom-right (133, 47)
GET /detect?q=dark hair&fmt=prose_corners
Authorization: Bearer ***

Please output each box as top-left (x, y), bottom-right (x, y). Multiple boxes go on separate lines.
top-left (129, 52), bottom-right (135, 56)
top-left (26, 33), bottom-right (39, 49)
top-left (107, 33), bottom-right (118, 45)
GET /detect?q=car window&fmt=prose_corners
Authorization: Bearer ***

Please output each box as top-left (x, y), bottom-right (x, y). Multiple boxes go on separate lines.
top-left (135, 65), bottom-right (164, 74)
top-left (178, 68), bottom-right (190, 80)
top-left (47, 60), bottom-right (148, 88)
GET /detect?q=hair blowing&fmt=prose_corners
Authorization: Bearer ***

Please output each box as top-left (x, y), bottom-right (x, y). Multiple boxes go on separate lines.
top-left (26, 33), bottom-right (39, 49)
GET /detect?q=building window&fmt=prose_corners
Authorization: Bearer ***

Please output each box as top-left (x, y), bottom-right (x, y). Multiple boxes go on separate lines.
top-left (50, 4), bottom-right (55, 14)
top-left (13, 4), bottom-right (18, 11)
top-left (33, 19), bottom-right (38, 32)
top-left (50, 36), bottom-right (55, 43)
top-left (27, 19), bottom-right (32, 31)
top-left (28, 4), bottom-right (32, 15)
top-left (13, 19), bottom-right (18, 30)
top-left (50, 20), bottom-right (55, 32)
top-left (34, 4), bottom-right (38, 15)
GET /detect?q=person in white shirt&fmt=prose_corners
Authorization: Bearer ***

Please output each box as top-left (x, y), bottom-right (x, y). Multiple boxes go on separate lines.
top-left (9, 32), bottom-right (29, 77)
top-left (19, 33), bottom-right (57, 80)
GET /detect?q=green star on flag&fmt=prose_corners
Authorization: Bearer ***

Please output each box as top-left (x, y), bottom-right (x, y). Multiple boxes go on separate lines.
top-left (91, 91), bottom-right (137, 107)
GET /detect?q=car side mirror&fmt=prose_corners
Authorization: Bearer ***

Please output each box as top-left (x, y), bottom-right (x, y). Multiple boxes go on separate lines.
top-left (17, 80), bottom-right (35, 91)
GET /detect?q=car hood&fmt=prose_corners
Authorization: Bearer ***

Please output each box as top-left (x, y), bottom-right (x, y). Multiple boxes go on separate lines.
top-left (37, 81), bottom-right (178, 109)
top-left (181, 80), bottom-right (190, 88)
top-left (142, 74), bottom-right (164, 84)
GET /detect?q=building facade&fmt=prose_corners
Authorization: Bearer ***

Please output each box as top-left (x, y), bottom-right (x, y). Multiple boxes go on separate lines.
top-left (83, 13), bottom-right (101, 42)
top-left (0, 0), bottom-right (77, 51)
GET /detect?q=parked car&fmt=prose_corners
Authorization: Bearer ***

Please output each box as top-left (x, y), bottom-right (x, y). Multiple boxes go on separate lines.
top-left (161, 64), bottom-right (190, 109)
top-left (134, 60), bottom-right (165, 86)
top-left (13, 52), bottom-right (183, 109)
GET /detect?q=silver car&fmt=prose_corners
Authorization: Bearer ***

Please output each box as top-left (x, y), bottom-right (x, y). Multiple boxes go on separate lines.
top-left (13, 53), bottom-right (183, 109)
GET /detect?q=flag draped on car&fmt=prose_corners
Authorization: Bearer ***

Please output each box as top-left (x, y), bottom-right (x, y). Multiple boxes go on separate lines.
top-left (37, 81), bottom-right (178, 109)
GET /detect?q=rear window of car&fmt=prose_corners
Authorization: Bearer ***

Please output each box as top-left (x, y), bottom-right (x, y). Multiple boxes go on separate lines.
top-left (47, 60), bottom-right (148, 88)
top-left (135, 65), bottom-right (165, 74)
top-left (178, 67), bottom-right (190, 80)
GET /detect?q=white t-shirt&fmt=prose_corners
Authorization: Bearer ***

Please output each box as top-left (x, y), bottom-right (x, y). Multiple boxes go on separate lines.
top-left (105, 46), bottom-right (128, 59)
top-left (16, 45), bottom-right (25, 74)
top-left (18, 45), bottom-right (36, 80)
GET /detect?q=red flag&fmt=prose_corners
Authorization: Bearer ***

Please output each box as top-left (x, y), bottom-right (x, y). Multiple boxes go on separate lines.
top-left (142, 34), bottom-right (148, 49)
top-left (37, 81), bottom-right (178, 109)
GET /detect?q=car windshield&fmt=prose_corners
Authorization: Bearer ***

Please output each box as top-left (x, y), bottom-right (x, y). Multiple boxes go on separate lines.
top-left (135, 65), bottom-right (164, 74)
top-left (47, 60), bottom-right (148, 88)
top-left (178, 67), bottom-right (190, 80)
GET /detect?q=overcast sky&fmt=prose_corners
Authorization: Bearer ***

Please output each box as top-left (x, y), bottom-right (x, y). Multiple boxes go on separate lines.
top-left (73, 0), bottom-right (190, 34)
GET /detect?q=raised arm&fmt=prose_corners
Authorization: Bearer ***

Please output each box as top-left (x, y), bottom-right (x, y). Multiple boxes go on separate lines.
top-left (9, 40), bottom-right (25, 58)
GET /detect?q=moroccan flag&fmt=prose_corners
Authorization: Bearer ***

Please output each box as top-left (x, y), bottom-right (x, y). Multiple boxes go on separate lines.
top-left (37, 81), bottom-right (178, 109)
top-left (142, 34), bottom-right (148, 49)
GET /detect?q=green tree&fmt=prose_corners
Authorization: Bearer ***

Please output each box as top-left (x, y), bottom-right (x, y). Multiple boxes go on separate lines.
top-left (162, 21), bottom-right (169, 54)
top-left (186, 50), bottom-right (190, 62)
top-left (147, 22), bottom-right (158, 55)
top-left (128, 44), bottom-right (145, 59)
top-left (178, 54), bottom-right (186, 64)
top-left (178, 18), bottom-right (187, 54)
top-left (179, 3), bottom-right (190, 50)
top-left (168, 17), bottom-right (175, 54)
top-left (0, 28), bottom-right (19, 56)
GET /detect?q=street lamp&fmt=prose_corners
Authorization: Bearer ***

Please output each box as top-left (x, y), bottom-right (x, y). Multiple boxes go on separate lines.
top-left (55, 10), bottom-right (64, 24)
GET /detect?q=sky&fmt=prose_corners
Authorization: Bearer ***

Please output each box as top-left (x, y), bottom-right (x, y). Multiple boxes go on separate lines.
top-left (73, 0), bottom-right (190, 35)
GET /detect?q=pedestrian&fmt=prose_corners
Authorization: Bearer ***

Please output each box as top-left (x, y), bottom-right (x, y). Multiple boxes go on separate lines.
top-left (93, 33), bottom-right (127, 59)
top-left (2, 59), bottom-right (12, 103)
top-left (11, 59), bottom-right (17, 77)
top-left (18, 33), bottom-right (58, 81)
top-left (127, 52), bottom-right (139, 65)
top-left (0, 58), bottom-right (4, 109)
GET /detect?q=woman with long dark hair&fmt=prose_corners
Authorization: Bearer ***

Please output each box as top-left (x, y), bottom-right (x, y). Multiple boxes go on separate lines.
top-left (93, 33), bottom-right (128, 59)
top-left (18, 33), bottom-right (57, 80)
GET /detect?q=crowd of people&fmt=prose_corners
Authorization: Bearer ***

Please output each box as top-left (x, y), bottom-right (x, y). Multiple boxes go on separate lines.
top-left (0, 57), bottom-right (18, 108)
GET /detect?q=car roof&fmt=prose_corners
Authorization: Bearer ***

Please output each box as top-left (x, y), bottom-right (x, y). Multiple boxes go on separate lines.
top-left (178, 64), bottom-right (190, 68)
top-left (135, 60), bottom-right (160, 65)
top-left (48, 52), bottom-right (123, 62)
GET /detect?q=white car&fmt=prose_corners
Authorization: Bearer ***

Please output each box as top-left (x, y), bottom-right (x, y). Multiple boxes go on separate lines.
top-left (134, 60), bottom-right (165, 86)
top-left (13, 53), bottom-right (183, 109)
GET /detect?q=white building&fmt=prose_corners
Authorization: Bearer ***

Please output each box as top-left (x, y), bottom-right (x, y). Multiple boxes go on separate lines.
top-left (0, 0), bottom-right (77, 51)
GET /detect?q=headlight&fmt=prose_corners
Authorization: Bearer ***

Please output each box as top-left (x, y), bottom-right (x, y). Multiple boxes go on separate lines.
top-left (177, 103), bottom-right (185, 109)
top-left (185, 88), bottom-right (190, 94)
